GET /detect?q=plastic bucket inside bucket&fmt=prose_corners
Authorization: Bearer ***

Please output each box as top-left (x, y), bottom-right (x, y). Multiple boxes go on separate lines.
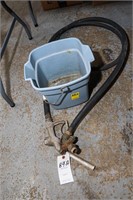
top-left (35, 50), bottom-right (87, 89)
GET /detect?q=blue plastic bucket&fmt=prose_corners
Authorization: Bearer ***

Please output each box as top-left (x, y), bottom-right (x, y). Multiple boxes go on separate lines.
top-left (24, 38), bottom-right (94, 109)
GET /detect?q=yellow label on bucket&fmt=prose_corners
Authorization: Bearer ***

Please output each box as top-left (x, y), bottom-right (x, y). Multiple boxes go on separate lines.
top-left (71, 92), bottom-right (80, 100)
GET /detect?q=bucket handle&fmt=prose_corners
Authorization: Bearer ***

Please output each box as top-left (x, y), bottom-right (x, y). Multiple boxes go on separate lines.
top-left (46, 86), bottom-right (71, 106)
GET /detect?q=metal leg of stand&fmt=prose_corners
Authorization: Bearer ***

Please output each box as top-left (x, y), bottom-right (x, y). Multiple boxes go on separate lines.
top-left (0, 18), bottom-right (16, 107)
top-left (1, 1), bottom-right (33, 40)
top-left (0, 78), bottom-right (15, 107)
top-left (28, 1), bottom-right (38, 27)
top-left (0, 18), bottom-right (16, 59)
top-left (0, 1), bottom-right (38, 107)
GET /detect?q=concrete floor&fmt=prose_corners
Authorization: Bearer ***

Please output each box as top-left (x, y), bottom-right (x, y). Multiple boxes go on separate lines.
top-left (0, 1), bottom-right (132, 200)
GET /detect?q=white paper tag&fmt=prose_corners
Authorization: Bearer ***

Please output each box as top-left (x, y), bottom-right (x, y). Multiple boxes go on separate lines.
top-left (57, 152), bottom-right (74, 185)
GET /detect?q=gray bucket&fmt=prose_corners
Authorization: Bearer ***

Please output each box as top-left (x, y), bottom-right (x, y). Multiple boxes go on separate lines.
top-left (24, 38), bottom-right (94, 109)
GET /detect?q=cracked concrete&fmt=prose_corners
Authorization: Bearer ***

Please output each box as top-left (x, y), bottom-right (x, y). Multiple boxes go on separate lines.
top-left (0, 1), bottom-right (132, 200)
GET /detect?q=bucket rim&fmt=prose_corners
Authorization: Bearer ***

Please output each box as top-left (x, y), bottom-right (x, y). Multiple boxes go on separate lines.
top-left (28, 37), bottom-right (85, 61)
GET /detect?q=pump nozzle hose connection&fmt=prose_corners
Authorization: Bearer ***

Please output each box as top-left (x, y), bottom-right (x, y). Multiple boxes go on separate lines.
top-left (43, 17), bottom-right (129, 169)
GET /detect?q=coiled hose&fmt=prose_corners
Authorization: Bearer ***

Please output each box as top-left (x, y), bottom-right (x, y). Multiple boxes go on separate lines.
top-left (44, 17), bottom-right (129, 136)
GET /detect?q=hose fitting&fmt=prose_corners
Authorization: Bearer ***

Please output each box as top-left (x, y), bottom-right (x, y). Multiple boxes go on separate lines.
top-left (60, 130), bottom-right (80, 154)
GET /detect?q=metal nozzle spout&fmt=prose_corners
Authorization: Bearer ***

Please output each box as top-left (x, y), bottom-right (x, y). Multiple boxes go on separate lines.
top-left (69, 152), bottom-right (95, 170)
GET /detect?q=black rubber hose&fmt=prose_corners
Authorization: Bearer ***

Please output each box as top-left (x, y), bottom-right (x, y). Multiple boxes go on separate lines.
top-left (47, 17), bottom-right (129, 134)
top-left (43, 100), bottom-right (53, 121)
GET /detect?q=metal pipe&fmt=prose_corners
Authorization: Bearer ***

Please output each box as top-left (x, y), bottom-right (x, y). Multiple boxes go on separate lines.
top-left (69, 152), bottom-right (95, 170)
